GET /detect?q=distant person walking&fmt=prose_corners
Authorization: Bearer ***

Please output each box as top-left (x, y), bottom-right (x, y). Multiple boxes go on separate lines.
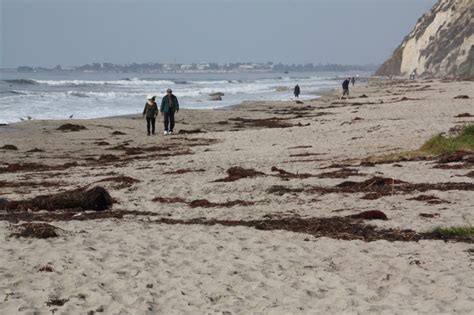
top-left (160, 88), bottom-right (179, 135)
top-left (351, 77), bottom-right (355, 86)
top-left (342, 78), bottom-right (350, 98)
top-left (143, 95), bottom-right (158, 136)
top-left (294, 84), bottom-right (300, 99)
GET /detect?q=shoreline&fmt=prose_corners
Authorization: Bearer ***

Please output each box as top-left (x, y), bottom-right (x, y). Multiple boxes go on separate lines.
top-left (1, 78), bottom-right (473, 314)
top-left (0, 87), bottom-right (334, 127)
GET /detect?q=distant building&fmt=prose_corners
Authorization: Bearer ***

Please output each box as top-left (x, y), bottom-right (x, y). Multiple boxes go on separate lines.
top-left (239, 64), bottom-right (255, 70)
top-left (163, 64), bottom-right (180, 71)
top-left (197, 63), bottom-right (210, 70)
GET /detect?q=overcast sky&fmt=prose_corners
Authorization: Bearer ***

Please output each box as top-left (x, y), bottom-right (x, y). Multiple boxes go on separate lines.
top-left (1, 0), bottom-right (436, 68)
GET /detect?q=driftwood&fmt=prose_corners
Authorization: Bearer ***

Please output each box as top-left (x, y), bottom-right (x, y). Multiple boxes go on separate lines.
top-left (4, 186), bottom-right (113, 211)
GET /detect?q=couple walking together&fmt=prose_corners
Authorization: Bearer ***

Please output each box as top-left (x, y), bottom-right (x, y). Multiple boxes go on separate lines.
top-left (143, 88), bottom-right (179, 136)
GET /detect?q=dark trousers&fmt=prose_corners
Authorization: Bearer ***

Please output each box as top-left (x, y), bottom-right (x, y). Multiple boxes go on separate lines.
top-left (146, 117), bottom-right (156, 135)
top-left (164, 112), bottom-right (175, 132)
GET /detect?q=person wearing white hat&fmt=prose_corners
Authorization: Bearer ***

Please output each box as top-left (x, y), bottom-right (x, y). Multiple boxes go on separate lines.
top-left (160, 88), bottom-right (179, 135)
top-left (143, 95), bottom-right (158, 135)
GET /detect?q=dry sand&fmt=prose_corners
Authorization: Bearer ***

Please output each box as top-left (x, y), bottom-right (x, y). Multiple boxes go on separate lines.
top-left (1, 78), bottom-right (473, 314)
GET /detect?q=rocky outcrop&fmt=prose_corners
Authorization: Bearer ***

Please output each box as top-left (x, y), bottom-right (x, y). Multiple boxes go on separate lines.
top-left (376, 0), bottom-right (473, 79)
top-left (209, 92), bottom-right (224, 101)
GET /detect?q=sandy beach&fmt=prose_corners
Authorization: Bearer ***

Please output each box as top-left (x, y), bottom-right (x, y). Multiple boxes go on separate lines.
top-left (1, 78), bottom-right (473, 314)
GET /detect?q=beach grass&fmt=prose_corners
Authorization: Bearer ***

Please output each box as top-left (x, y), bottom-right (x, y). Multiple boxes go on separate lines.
top-left (431, 226), bottom-right (474, 238)
top-left (362, 124), bottom-right (474, 164)
top-left (420, 124), bottom-right (474, 155)
top-left (365, 124), bottom-right (474, 167)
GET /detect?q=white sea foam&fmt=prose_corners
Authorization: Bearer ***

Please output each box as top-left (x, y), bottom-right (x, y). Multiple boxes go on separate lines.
top-left (35, 79), bottom-right (175, 86)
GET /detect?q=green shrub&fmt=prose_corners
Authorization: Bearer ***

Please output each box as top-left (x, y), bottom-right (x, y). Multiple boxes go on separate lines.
top-left (431, 226), bottom-right (474, 237)
top-left (420, 124), bottom-right (474, 154)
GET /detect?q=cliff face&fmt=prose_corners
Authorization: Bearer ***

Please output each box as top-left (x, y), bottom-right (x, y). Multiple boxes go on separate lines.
top-left (376, 0), bottom-right (473, 79)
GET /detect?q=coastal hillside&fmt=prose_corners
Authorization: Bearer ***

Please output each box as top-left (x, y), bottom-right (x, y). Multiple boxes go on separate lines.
top-left (376, 0), bottom-right (473, 79)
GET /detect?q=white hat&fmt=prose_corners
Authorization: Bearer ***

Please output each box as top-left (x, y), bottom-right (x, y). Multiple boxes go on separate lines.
top-left (147, 95), bottom-right (155, 100)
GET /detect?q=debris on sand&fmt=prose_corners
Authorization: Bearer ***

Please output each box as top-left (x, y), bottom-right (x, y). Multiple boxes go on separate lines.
top-left (454, 113), bottom-right (473, 118)
top-left (163, 168), bottom-right (205, 175)
top-left (270, 166), bottom-right (313, 179)
top-left (454, 95), bottom-right (469, 99)
top-left (419, 213), bottom-right (440, 218)
top-left (348, 210), bottom-right (388, 220)
top-left (1, 144), bottom-right (18, 150)
top-left (0, 180), bottom-right (64, 189)
top-left (436, 151), bottom-right (474, 164)
top-left (150, 216), bottom-right (447, 242)
top-left (2, 209), bottom-right (471, 243)
top-left (178, 129), bottom-right (205, 134)
top-left (57, 123), bottom-right (87, 132)
top-left (336, 176), bottom-right (474, 197)
top-left (288, 145), bottom-right (312, 149)
top-left (336, 177), bottom-right (407, 193)
top-left (317, 168), bottom-right (362, 179)
top-left (361, 193), bottom-right (382, 200)
top-left (408, 195), bottom-right (450, 204)
top-left (26, 148), bottom-right (45, 152)
top-left (97, 154), bottom-right (121, 162)
top-left (10, 222), bottom-right (61, 239)
top-left (152, 196), bottom-right (254, 208)
top-left (433, 151), bottom-right (474, 169)
top-left (0, 162), bottom-right (79, 174)
top-left (214, 167), bottom-right (265, 182)
top-left (111, 131), bottom-right (126, 135)
top-left (267, 185), bottom-right (305, 196)
top-left (188, 199), bottom-right (254, 208)
top-left (46, 298), bottom-right (69, 307)
top-left (229, 117), bottom-right (294, 129)
top-left (94, 141), bottom-right (110, 146)
top-left (4, 186), bottom-right (113, 211)
top-left (38, 265), bottom-right (54, 272)
top-left (268, 176), bottom-right (474, 199)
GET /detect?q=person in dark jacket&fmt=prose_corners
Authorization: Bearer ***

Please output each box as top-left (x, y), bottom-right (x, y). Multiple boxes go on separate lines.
top-left (341, 78), bottom-right (350, 98)
top-left (294, 84), bottom-right (300, 99)
top-left (143, 95), bottom-right (158, 135)
top-left (160, 88), bottom-right (179, 135)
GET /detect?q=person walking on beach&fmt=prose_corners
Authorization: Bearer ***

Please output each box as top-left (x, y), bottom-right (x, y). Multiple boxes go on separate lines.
top-left (294, 84), bottom-right (300, 99)
top-left (351, 77), bottom-right (355, 86)
top-left (160, 88), bottom-right (179, 135)
top-left (341, 78), bottom-right (350, 98)
top-left (143, 95), bottom-right (158, 136)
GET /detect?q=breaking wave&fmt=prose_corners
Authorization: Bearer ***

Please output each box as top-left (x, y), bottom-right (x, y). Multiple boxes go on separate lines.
top-left (1, 79), bottom-right (38, 85)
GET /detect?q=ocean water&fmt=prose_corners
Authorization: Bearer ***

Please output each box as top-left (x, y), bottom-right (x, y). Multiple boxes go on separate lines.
top-left (0, 71), bottom-right (362, 124)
